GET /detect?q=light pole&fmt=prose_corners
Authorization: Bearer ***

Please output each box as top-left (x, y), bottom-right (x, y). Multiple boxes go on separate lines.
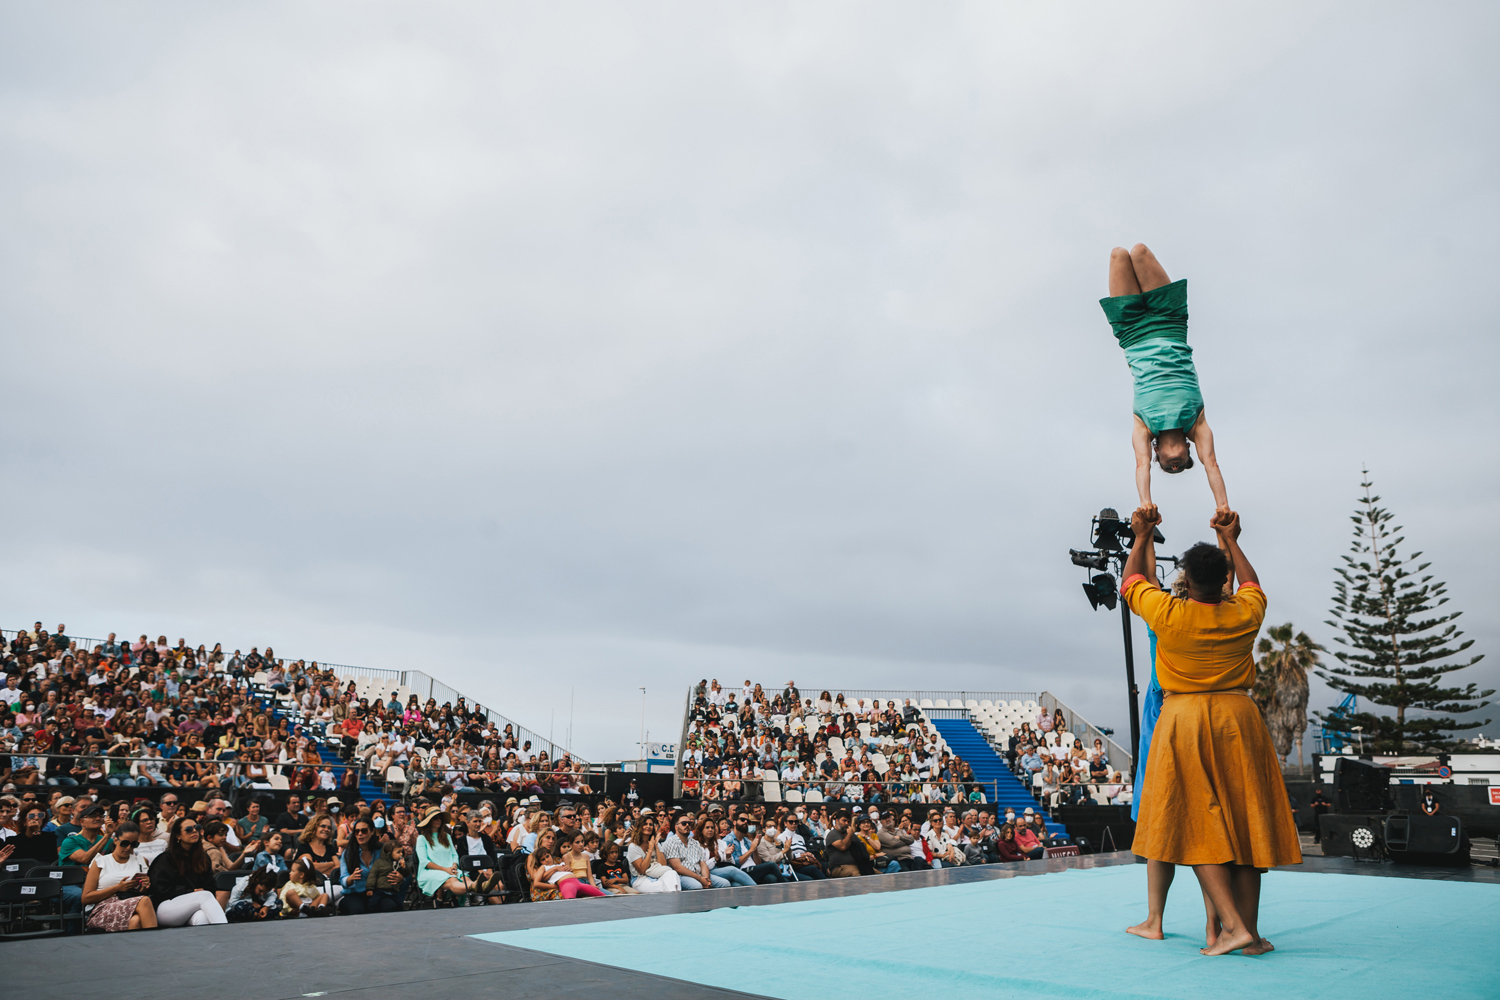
top-left (639, 687), bottom-right (647, 761)
top-left (1069, 507), bottom-right (1170, 780)
top-left (1352, 725), bottom-right (1364, 754)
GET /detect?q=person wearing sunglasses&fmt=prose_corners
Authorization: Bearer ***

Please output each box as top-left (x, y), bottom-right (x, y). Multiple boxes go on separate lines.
top-left (339, 819), bottom-right (400, 915)
top-left (81, 820), bottom-right (158, 932)
top-left (147, 815), bottom-right (228, 926)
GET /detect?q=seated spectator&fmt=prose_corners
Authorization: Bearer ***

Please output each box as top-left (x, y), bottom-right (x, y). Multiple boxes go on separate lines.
top-left (1019, 745), bottom-right (1043, 780)
top-left (921, 810), bottom-right (965, 869)
top-left (625, 817), bottom-right (680, 893)
top-left (557, 830), bottom-right (608, 897)
top-left (720, 817), bottom-right (785, 885)
top-left (1013, 819), bottom-right (1045, 860)
top-left (148, 816), bottom-right (228, 926)
top-left (455, 808), bottom-right (505, 905)
top-left (825, 811), bottom-right (873, 878)
top-left (994, 823), bottom-right (1027, 862)
top-left (593, 840), bottom-right (639, 895)
top-left (224, 869), bottom-right (282, 923)
top-left (43, 796), bottom-right (78, 835)
top-left (9, 803), bottom-right (58, 866)
top-left (855, 815), bottom-right (897, 873)
top-left (279, 858), bottom-right (333, 916)
top-left (295, 814), bottom-right (341, 897)
top-left (775, 814), bottom-right (828, 881)
top-left (414, 806), bottom-right (468, 904)
top-left (254, 832), bottom-right (290, 873)
top-left (697, 815), bottom-right (754, 887)
top-left (129, 808), bottom-right (169, 862)
top-left (202, 821), bottom-right (242, 872)
top-left (81, 820), bottom-right (158, 932)
top-left (59, 802), bottom-right (117, 924)
top-left (1040, 765), bottom-right (1061, 808)
top-left (662, 813), bottom-right (730, 890)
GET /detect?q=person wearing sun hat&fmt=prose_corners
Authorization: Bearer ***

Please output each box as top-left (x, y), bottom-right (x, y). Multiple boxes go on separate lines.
top-left (414, 805), bottom-right (469, 904)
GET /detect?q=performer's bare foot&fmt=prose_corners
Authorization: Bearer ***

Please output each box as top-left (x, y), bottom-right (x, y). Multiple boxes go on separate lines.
top-left (1242, 938), bottom-right (1274, 956)
top-left (1199, 928), bottom-right (1256, 956)
top-left (1126, 919), bottom-right (1164, 940)
top-left (1204, 915), bottom-right (1221, 948)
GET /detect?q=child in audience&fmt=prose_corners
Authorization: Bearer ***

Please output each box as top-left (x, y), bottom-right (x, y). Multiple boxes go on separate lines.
top-left (279, 859), bottom-right (332, 917)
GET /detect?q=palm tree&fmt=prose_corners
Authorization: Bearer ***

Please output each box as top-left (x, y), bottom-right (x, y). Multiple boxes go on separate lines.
top-left (1252, 624), bottom-right (1323, 770)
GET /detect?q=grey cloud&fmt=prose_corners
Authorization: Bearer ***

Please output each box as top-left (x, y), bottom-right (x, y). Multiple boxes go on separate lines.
top-left (1, 4), bottom-right (1496, 758)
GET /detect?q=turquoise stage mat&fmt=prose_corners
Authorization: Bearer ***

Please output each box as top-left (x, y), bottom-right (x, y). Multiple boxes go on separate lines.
top-left (471, 866), bottom-right (1500, 1000)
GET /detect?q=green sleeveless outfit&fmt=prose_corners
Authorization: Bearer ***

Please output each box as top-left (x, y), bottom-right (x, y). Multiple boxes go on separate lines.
top-left (1098, 278), bottom-right (1203, 436)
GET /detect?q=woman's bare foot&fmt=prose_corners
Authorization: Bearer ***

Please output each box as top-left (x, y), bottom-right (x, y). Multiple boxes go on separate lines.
top-left (1242, 938), bottom-right (1274, 956)
top-left (1126, 919), bottom-right (1164, 940)
top-left (1204, 917), bottom-right (1221, 948)
top-left (1199, 928), bottom-right (1256, 956)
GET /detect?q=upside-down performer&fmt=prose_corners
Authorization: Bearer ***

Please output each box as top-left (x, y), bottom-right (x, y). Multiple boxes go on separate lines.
top-left (1120, 506), bottom-right (1300, 956)
top-left (1100, 244), bottom-right (1228, 512)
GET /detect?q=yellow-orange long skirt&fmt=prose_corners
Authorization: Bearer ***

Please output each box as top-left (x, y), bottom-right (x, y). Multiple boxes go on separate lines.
top-left (1133, 691), bottom-right (1303, 868)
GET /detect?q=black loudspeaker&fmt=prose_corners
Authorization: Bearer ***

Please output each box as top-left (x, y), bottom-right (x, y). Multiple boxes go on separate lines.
top-left (1319, 814), bottom-right (1388, 860)
top-left (1333, 757), bottom-right (1391, 811)
top-left (1385, 813), bottom-right (1469, 866)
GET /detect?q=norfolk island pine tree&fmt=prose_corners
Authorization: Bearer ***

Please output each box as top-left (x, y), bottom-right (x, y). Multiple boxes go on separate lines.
top-left (1316, 471), bottom-right (1493, 752)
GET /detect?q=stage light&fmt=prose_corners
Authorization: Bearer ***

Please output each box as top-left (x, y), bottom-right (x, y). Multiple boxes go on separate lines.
top-left (1093, 508), bottom-right (1123, 551)
top-left (1080, 573), bottom-right (1117, 611)
top-left (1070, 549), bottom-right (1108, 570)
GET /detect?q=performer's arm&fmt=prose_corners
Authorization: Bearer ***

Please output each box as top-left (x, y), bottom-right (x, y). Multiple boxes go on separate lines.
top-left (1122, 506), bottom-right (1160, 584)
top-left (1188, 412), bottom-right (1229, 512)
top-left (1132, 417), bottom-right (1154, 508)
top-left (1216, 524), bottom-right (1235, 596)
top-left (1211, 510), bottom-right (1258, 588)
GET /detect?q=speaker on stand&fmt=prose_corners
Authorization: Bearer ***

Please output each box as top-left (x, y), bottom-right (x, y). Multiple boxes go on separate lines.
top-left (1385, 813), bottom-right (1470, 866)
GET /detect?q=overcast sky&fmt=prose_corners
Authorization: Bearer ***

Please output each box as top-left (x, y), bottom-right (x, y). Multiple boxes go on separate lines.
top-left (1, 4), bottom-right (1496, 760)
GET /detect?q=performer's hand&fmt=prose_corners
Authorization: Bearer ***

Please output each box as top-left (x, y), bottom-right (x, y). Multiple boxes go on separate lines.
top-left (1130, 505), bottom-right (1161, 538)
top-left (1211, 509), bottom-right (1240, 540)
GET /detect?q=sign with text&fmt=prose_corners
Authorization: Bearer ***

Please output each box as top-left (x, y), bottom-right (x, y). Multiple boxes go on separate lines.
top-left (1490, 787), bottom-right (1500, 806)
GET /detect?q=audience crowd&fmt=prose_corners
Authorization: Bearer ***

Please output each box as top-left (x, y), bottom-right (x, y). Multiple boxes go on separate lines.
top-left (1002, 715), bottom-right (1132, 808)
top-left (678, 679), bottom-right (990, 804)
top-left (0, 629), bottom-right (1085, 939)
top-left (2, 782), bottom-right (1070, 934)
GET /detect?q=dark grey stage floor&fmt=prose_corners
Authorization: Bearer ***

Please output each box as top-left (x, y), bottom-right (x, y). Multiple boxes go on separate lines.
top-left (10, 851), bottom-right (1496, 1000)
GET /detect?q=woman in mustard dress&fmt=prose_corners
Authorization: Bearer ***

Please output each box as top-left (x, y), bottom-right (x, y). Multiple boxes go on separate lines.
top-left (1101, 244), bottom-right (1229, 513)
top-left (1121, 506), bottom-right (1300, 956)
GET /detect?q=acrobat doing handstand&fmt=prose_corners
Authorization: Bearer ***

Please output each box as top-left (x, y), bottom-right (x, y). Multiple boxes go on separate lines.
top-left (1101, 244), bottom-right (1227, 514)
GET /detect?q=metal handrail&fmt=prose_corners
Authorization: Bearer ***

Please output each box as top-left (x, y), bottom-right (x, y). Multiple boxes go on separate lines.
top-left (1038, 690), bottom-right (1133, 775)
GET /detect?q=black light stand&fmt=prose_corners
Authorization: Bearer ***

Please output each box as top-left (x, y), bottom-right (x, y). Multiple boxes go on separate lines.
top-left (1069, 508), bottom-right (1171, 781)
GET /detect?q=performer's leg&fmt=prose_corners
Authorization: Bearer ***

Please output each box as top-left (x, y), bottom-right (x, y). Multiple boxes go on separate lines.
top-left (1128, 243), bottom-right (1171, 292)
top-left (1191, 863), bottom-right (1256, 955)
top-left (1201, 884), bottom-right (1221, 947)
top-left (1232, 866), bottom-right (1275, 955)
top-left (1125, 859), bottom-right (1174, 939)
top-left (1109, 247), bottom-right (1142, 297)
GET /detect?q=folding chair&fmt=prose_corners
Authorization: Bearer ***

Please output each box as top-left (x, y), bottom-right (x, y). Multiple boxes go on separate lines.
top-left (0, 879), bottom-right (67, 940)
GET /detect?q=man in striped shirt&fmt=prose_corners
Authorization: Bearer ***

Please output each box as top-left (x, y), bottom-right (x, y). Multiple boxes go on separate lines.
top-left (662, 814), bottom-right (731, 890)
